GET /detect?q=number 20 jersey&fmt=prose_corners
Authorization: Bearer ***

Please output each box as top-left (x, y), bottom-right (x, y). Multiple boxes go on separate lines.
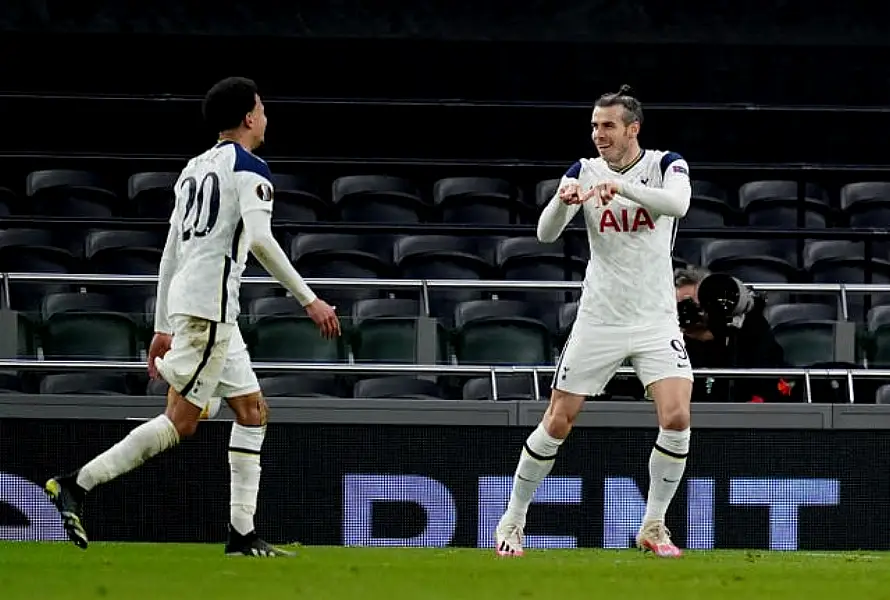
top-left (166, 140), bottom-right (275, 324)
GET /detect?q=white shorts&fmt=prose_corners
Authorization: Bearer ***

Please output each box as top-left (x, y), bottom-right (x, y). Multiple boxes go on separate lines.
top-left (154, 314), bottom-right (260, 411)
top-left (553, 321), bottom-right (693, 397)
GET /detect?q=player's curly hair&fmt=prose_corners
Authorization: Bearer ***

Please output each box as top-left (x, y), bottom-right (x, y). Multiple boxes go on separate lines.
top-left (595, 84), bottom-right (644, 126)
top-left (202, 77), bottom-right (259, 133)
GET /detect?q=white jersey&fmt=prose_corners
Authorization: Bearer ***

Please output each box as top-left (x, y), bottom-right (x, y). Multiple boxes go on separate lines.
top-left (567, 149), bottom-right (689, 327)
top-left (166, 141), bottom-right (274, 324)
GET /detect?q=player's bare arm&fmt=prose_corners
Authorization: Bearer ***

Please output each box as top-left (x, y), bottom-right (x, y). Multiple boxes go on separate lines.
top-left (242, 209), bottom-right (341, 338)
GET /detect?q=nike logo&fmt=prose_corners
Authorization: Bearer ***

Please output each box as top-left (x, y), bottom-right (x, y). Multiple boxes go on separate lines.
top-left (663, 478), bottom-right (679, 483)
top-left (677, 363), bottom-right (689, 368)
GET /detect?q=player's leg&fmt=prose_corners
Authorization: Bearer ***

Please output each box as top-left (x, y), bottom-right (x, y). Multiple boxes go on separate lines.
top-left (630, 328), bottom-right (693, 558)
top-left (495, 325), bottom-right (627, 557)
top-left (45, 316), bottom-right (232, 549)
top-left (215, 333), bottom-right (293, 557)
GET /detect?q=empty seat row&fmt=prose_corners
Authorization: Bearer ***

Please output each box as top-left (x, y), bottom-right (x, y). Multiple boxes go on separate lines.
top-left (3, 169), bottom-right (890, 226)
top-left (17, 296), bottom-right (562, 366)
top-left (682, 180), bottom-right (890, 229)
top-left (12, 293), bottom-right (890, 369)
top-left (4, 227), bottom-right (889, 278)
top-left (5, 228), bottom-right (889, 318)
top-left (1, 171), bottom-right (535, 223)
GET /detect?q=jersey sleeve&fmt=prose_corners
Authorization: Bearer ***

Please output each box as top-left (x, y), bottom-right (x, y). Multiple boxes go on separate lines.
top-left (562, 160), bottom-right (582, 182)
top-left (233, 147), bottom-right (275, 217)
top-left (537, 160), bottom-right (583, 243)
top-left (659, 151), bottom-right (691, 187)
top-left (168, 175), bottom-right (184, 226)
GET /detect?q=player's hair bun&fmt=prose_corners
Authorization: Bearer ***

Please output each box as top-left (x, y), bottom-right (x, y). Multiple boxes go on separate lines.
top-left (617, 84), bottom-right (635, 96)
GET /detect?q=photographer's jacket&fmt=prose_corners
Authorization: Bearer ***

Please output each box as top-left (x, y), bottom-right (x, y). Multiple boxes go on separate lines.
top-left (684, 306), bottom-right (793, 403)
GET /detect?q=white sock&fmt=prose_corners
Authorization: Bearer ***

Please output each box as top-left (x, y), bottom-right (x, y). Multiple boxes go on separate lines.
top-left (643, 427), bottom-right (690, 523)
top-left (502, 423), bottom-right (565, 528)
top-left (229, 423), bottom-right (265, 536)
top-left (76, 415), bottom-right (180, 492)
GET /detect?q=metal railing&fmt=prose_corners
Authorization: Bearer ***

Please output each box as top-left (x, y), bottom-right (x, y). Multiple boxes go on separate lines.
top-left (5, 273), bottom-right (890, 320)
top-left (3, 274), bottom-right (889, 402)
top-left (0, 358), bottom-right (885, 404)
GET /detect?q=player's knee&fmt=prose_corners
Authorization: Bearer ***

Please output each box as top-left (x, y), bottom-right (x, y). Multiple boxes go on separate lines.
top-left (164, 389), bottom-right (203, 438)
top-left (545, 389), bottom-right (584, 438)
top-left (661, 404), bottom-right (690, 431)
top-left (649, 378), bottom-right (692, 430)
top-left (227, 392), bottom-right (267, 426)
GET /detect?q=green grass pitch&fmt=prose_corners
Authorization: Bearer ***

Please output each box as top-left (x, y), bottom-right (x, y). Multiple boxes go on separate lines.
top-left (1, 542), bottom-right (887, 599)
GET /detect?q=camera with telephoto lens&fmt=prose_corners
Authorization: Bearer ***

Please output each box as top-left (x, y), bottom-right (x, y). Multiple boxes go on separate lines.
top-left (678, 273), bottom-right (763, 331)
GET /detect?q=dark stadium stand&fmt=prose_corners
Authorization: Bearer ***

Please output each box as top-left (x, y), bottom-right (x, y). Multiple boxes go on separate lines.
top-left (1, 90), bottom-right (889, 403)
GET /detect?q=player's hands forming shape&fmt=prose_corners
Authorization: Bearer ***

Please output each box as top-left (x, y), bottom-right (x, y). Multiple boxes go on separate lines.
top-left (561, 181), bottom-right (621, 207)
top-left (558, 182), bottom-right (583, 204)
top-left (580, 182), bottom-right (620, 207)
top-left (306, 299), bottom-right (341, 339)
top-left (147, 332), bottom-right (173, 379)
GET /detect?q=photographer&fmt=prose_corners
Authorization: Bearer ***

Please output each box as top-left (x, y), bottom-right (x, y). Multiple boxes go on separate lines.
top-left (675, 267), bottom-right (795, 403)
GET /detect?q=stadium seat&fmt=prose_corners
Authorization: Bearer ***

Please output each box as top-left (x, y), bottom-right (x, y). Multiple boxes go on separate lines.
top-left (462, 374), bottom-right (545, 401)
top-left (434, 177), bottom-right (526, 225)
top-left (672, 237), bottom-right (712, 267)
top-left (290, 233), bottom-right (393, 278)
top-left (691, 180), bottom-right (733, 207)
top-left (876, 385), bottom-right (890, 404)
top-left (146, 377), bottom-right (170, 396)
top-left (840, 182), bottom-right (890, 228)
top-left (290, 233), bottom-right (395, 311)
top-left (804, 240), bottom-right (890, 319)
top-left (0, 371), bottom-right (22, 393)
top-left (128, 172), bottom-right (178, 219)
top-left (865, 306), bottom-right (890, 366)
top-left (764, 302), bottom-right (838, 324)
top-left (0, 228), bottom-right (78, 272)
top-left (496, 237), bottom-right (586, 282)
top-left (738, 180), bottom-right (831, 229)
top-left (247, 297), bottom-right (345, 362)
top-left (684, 180), bottom-right (737, 227)
top-left (681, 203), bottom-right (731, 228)
top-left (26, 169), bottom-right (118, 218)
top-left (271, 173), bottom-right (330, 222)
top-left (350, 298), bottom-right (439, 363)
top-left (496, 236), bottom-right (586, 322)
top-left (40, 372), bottom-right (130, 395)
top-left (353, 377), bottom-right (443, 399)
top-left (556, 301), bottom-right (579, 345)
top-left (764, 302), bottom-right (838, 366)
top-left (453, 300), bottom-right (552, 365)
top-left (394, 235), bottom-right (493, 279)
top-left (238, 259), bottom-right (286, 315)
top-left (85, 230), bottom-right (163, 274)
top-left (258, 374), bottom-right (346, 398)
top-left (0, 228), bottom-right (79, 310)
top-left (701, 239), bottom-right (799, 303)
top-left (0, 187), bottom-right (16, 216)
top-left (40, 293), bottom-right (139, 360)
top-left (332, 175), bottom-right (427, 223)
top-left (393, 234), bottom-right (493, 323)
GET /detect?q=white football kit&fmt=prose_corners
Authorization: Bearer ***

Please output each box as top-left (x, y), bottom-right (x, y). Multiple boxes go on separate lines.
top-left (153, 141), bottom-right (275, 408)
top-left (540, 149), bottom-right (695, 396)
